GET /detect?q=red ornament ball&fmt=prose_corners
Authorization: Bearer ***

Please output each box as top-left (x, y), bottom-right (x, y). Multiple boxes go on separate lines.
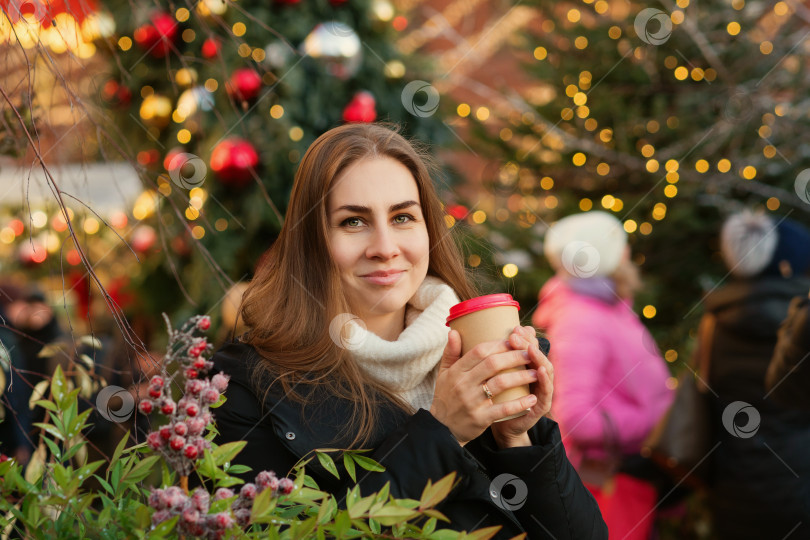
top-left (342, 91), bottom-right (377, 123)
top-left (210, 138), bottom-right (259, 187)
top-left (201, 37), bottom-right (220, 59)
top-left (133, 12), bottom-right (177, 58)
top-left (227, 69), bottom-right (262, 102)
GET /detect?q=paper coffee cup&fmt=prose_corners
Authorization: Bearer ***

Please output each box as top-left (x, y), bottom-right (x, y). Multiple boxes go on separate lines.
top-left (446, 294), bottom-right (530, 422)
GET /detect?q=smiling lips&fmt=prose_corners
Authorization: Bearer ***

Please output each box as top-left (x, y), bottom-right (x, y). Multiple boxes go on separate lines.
top-left (361, 270), bottom-right (405, 286)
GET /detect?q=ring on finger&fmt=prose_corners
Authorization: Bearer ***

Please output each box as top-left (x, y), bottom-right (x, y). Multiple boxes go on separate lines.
top-left (482, 382), bottom-right (494, 400)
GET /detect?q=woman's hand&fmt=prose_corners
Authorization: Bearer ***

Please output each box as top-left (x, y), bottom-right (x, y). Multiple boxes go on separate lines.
top-left (490, 326), bottom-right (554, 449)
top-left (430, 329), bottom-right (539, 446)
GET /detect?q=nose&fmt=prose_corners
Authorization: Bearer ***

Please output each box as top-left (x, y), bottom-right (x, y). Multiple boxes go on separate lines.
top-left (366, 224), bottom-right (400, 260)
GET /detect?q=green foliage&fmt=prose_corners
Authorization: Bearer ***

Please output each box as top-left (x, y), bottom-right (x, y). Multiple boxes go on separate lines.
top-left (0, 369), bottom-right (497, 539)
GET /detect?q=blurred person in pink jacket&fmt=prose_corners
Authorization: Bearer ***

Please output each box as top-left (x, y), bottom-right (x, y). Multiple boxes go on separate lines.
top-left (533, 211), bottom-right (674, 540)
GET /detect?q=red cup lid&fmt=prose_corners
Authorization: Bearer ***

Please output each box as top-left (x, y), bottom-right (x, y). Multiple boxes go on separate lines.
top-left (446, 294), bottom-right (520, 326)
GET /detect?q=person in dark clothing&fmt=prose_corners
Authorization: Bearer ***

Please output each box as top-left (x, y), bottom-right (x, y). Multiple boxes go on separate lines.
top-left (766, 294), bottom-right (810, 410)
top-left (210, 124), bottom-right (607, 539)
top-left (699, 211), bottom-right (810, 540)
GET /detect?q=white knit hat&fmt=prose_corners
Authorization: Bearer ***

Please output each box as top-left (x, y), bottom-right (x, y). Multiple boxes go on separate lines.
top-left (720, 210), bottom-right (778, 277)
top-left (544, 211), bottom-right (628, 278)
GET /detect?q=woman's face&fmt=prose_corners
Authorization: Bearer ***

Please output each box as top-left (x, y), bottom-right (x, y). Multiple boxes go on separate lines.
top-left (326, 157), bottom-right (430, 325)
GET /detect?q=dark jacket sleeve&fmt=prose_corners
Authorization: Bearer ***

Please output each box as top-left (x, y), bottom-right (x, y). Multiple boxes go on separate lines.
top-left (766, 296), bottom-right (810, 410)
top-left (467, 418), bottom-right (608, 540)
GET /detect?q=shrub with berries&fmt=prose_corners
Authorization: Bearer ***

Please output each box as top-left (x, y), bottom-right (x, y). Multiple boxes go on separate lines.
top-left (139, 314), bottom-right (224, 480)
top-left (0, 314), bottom-right (464, 539)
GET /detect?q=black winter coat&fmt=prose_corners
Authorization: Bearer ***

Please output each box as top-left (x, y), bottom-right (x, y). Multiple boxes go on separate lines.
top-left (209, 341), bottom-right (607, 539)
top-left (703, 277), bottom-right (810, 540)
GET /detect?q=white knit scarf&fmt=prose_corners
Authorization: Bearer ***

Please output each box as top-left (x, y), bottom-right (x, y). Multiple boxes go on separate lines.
top-left (347, 276), bottom-right (460, 411)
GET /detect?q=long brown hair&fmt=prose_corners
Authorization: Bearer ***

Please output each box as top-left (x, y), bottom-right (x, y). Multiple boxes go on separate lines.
top-left (239, 123), bottom-right (476, 447)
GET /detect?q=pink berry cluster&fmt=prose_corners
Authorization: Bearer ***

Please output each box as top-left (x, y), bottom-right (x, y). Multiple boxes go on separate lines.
top-left (225, 471), bottom-right (295, 527)
top-left (149, 486), bottom-right (232, 539)
top-left (141, 315), bottom-right (229, 476)
top-left (148, 471), bottom-right (295, 536)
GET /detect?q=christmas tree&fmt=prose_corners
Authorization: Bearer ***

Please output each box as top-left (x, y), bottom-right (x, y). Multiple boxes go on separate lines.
top-left (93, 0), bottom-right (452, 326)
top-left (457, 0), bottom-right (810, 359)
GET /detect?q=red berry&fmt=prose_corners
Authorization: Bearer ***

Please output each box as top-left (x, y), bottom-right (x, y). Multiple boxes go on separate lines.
top-left (279, 478), bottom-right (294, 495)
top-left (161, 402), bottom-right (176, 415)
top-left (187, 418), bottom-right (206, 435)
top-left (240, 483), bottom-right (257, 499)
top-left (150, 376), bottom-right (164, 387)
top-left (149, 386), bottom-right (162, 399)
top-left (186, 403), bottom-right (199, 417)
top-left (184, 444), bottom-right (198, 459)
top-left (159, 425), bottom-right (172, 440)
top-left (139, 400), bottom-right (153, 414)
top-left (197, 316), bottom-right (211, 330)
top-left (185, 368), bottom-right (198, 379)
top-left (147, 431), bottom-right (163, 449)
top-left (169, 435), bottom-right (185, 451)
top-left (213, 487), bottom-right (234, 500)
top-left (174, 422), bottom-right (188, 436)
top-left (214, 512), bottom-right (233, 529)
top-left (211, 373), bottom-right (229, 392)
top-left (186, 379), bottom-right (203, 394)
top-left (0, 454), bottom-right (8, 463)
top-left (202, 388), bottom-right (220, 404)
top-left (193, 357), bottom-right (206, 369)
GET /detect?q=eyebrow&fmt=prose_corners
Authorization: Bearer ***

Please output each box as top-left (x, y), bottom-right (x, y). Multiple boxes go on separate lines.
top-left (333, 200), bottom-right (420, 214)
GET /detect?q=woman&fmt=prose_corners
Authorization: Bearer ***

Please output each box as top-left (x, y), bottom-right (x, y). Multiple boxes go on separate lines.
top-left (700, 211), bottom-right (810, 539)
top-left (532, 211), bottom-right (674, 539)
top-left (210, 123), bottom-right (606, 538)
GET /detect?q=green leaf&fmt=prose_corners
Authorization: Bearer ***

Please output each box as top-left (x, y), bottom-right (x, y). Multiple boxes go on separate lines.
top-left (316, 451), bottom-right (339, 479)
top-left (212, 440), bottom-right (247, 466)
top-left (42, 436), bottom-right (62, 461)
top-left (347, 493), bottom-right (375, 519)
top-left (33, 422), bottom-right (65, 441)
top-left (423, 517), bottom-right (438, 535)
top-left (123, 455), bottom-right (160, 484)
top-left (250, 484), bottom-right (278, 523)
top-left (109, 431), bottom-right (130, 467)
top-left (351, 454), bottom-right (385, 473)
top-left (316, 496), bottom-right (338, 524)
top-left (423, 508), bottom-right (451, 522)
top-left (146, 516), bottom-right (179, 539)
top-left (465, 526), bottom-right (502, 540)
top-left (369, 518), bottom-right (381, 534)
top-left (369, 504), bottom-right (420, 526)
top-left (420, 472), bottom-right (457, 509)
top-left (343, 453), bottom-right (356, 483)
top-left (50, 365), bottom-right (67, 405)
top-left (226, 464), bottom-right (251, 474)
top-left (429, 529), bottom-right (464, 540)
top-left (92, 475), bottom-right (115, 495)
top-left (32, 399), bottom-right (58, 412)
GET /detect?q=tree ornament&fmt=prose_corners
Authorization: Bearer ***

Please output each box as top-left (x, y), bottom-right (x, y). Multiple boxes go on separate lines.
top-left (300, 22), bottom-right (362, 80)
top-left (201, 37), bottom-right (220, 59)
top-left (131, 225), bottom-right (157, 253)
top-left (139, 94), bottom-right (173, 129)
top-left (226, 69), bottom-right (262, 102)
top-left (342, 91), bottom-right (377, 123)
top-left (264, 41), bottom-right (293, 69)
top-left (133, 12), bottom-right (177, 58)
top-left (100, 79), bottom-right (132, 108)
top-left (210, 138), bottom-right (259, 187)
